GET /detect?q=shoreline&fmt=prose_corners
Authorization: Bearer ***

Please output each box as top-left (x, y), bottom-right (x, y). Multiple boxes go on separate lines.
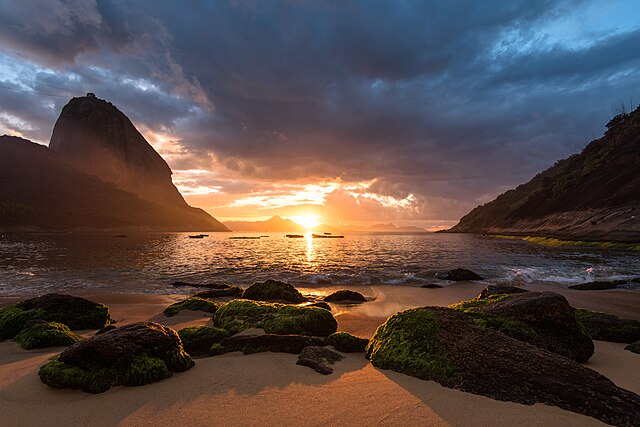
top-left (1, 284), bottom-right (638, 426)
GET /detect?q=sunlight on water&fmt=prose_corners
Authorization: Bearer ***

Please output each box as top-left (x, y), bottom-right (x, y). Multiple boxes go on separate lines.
top-left (0, 232), bottom-right (639, 296)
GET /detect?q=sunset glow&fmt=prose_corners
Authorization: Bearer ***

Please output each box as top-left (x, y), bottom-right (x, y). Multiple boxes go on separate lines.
top-left (291, 215), bottom-right (320, 230)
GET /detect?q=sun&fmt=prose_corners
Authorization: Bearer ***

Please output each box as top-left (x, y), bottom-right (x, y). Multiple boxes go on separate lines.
top-left (291, 215), bottom-right (319, 230)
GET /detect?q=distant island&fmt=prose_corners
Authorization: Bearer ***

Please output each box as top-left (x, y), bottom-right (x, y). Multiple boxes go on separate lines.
top-left (0, 94), bottom-right (228, 232)
top-left (224, 215), bottom-right (426, 232)
top-left (448, 106), bottom-right (640, 242)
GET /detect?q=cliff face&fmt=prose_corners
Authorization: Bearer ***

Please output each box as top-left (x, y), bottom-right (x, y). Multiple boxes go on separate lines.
top-left (49, 94), bottom-right (185, 207)
top-left (0, 94), bottom-right (229, 231)
top-left (449, 106), bottom-right (640, 241)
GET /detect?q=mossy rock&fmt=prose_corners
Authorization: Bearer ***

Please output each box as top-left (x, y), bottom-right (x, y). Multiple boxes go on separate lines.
top-left (308, 302), bottom-right (331, 311)
top-left (38, 322), bottom-right (194, 393)
top-left (242, 279), bottom-right (307, 303)
top-left (14, 320), bottom-right (83, 350)
top-left (193, 286), bottom-right (243, 298)
top-left (365, 306), bottom-right (640, 426)
top-left (163, 297), bottom-right (220, 317)
top-left (218, 334), bottom-right (325, 355)
top-left (0, 293), bottom-right (111, 340)
top-left (325, 332), bottom-right (369, 353)
top-left (476, 285), bottom-right (528, 300)
top-left (323, 290), bottom-right (367, 303)
top-left (450, 292), bottom-right (594, 362)
top-left (178, 326), bottom-right (230, 356)
top-left (296, 346), bottom-right (344, 374)
top-left (213, 299), bottom-right (337, 336)
top-left (574, 308), bottom-right (640, 343)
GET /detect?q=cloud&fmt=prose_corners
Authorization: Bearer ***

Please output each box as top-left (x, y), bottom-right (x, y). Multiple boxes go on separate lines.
top-left (0, 0), bottom-right (638, 223)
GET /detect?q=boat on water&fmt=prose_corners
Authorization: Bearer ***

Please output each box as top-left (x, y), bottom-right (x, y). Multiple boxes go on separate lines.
top-left (188, 234), bottom-right (208, 239)
top-left (312, 233), bottom-right (344, 238)
top-left (229, 236), bottom-right (261, 239)
top-left (285, 234), bottom-right (305, 238)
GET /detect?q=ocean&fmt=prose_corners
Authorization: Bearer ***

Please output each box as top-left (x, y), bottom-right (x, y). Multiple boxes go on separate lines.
top-left (1, 232), bottom-right (639, 297)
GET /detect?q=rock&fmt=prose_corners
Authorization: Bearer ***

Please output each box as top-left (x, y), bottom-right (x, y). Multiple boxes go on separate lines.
top-left (574, 308), bottom-right (640, 343)
top-left (213, 299), bottom-right (337, 336)
top-left (308, 302), bottom-right (332, 311)
top-left (296, 346), bottom-right (344, 374)
top-left (450, 292), bottom-right (593, 362)
top-left (219, 334), bottom-right (325, 355)
top-left (13, 320), bottom-right (83, 350)
top-left (420, 284), bottom-right (443, 288)
top-left (323, 290), bottom-right (367, 303)
top-left (163, 297), bottom-right (220, 317)
top-left (178, 326), bottom-right (230, 356)
top-left (0, 293), bottom-right (111, 340)
top-left (625, 341), bottom-right (640, 354)
top-left (569, 281), bottom-right (622, 290)
top-left (95, 325), bottom-right (117, 335)
top-left (39, 322), bottom-right (194, 393)
top-left (325, 332), bottom-right (369, 353)
top-left (171, 281), bottom-right (233, 290)
top-left (193, 287), bottom-right (243, 298)
top-left (476, 285), bottom-right (528, 299)
top-left (242, 279), bottom-right (307, 303)
top-left (435, 268), bottom-right (484, 281)
top-left (365, 307), bottom-right (640, 426)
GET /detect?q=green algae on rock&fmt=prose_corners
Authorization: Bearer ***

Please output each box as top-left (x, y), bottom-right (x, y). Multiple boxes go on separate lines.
top-left (163, 297), bottom-right (220, 317)
top-left (14, 320), bottom-right (83, 350)
top-left (242, 279), bottom-right (307, 303)
top-left (213, 299), bottom-right (337, 336)
top-left (325, 332), bottom-right (369, 353)
top-left (39, 322), bottom-right (193, 393)
top-left (365, 306), bottom-right (640, 426)
top-left (450, 292), bottom-right (594, 362)
top-left (574, 308), bottom-right (640, 343)
top-left (0, 293), bottom-right (111, 340)
top-left (178, 326), bottom-right (230, 356)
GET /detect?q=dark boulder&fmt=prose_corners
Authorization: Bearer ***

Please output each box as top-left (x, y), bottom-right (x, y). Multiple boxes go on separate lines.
top-left (420, 284), bottom-right (443, 288)
top-left (450, 292), bottom-right (594, 362)
top-left (178, 326), bottom-right (230, 356)
top-left (95, 325), bottom-right (117, 335)
top-left (435, 268), bottom-right (483, 281)
top-left (0, 293), bottom-right (111, 340)
top-left (219, 334), bottom-right (325, 355)
top-left (39, 322), bottom-right (194, 393)
top-left (163, 297), bottom-right (219, 317)
top-left (365, 307), bottom-right (640, 426)
top-left (574, 308), bottom-right (640, 343)
top-left (296, 346), bottom-right (344, 374)
top-left (307, 302), bottom-right (332, 311)
top-left (625, 341), bottom-right (640, 354)
top-left (476, 285), bottom-right (528, 299)
top-left (569, 278), bottom-right (640, 290)
top-left (242, 279), bottom-right (307, 303)
top-left (323, 290), bottom-right (367, 303)
top-left (325, 332), bottom-right (369, 353)
top-left (214, 299), bottom-right (337, 336)
top-left (171, 281), bottom-right (231, 289)
top-left (194, 287), bottom-right (243, 298)
top-left (13, 320), bottom-right (83, 350)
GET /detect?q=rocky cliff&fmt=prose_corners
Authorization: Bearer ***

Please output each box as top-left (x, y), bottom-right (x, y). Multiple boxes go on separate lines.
top-left (448, 106), bottom-right (640, 241)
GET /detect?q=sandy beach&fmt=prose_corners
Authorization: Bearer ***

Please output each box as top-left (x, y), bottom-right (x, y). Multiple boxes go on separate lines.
top-left (0, 283), bottom-right (638, 426)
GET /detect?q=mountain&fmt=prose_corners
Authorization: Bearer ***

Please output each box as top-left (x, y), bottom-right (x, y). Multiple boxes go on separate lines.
top-left (0, 94), bottom-right (228, 231)
top-left (335, 223), bottom-right (426, 232)
top-left (448, 106), bottom-right (640, 241)
top-left (224, 216), bottom-right (306, 232)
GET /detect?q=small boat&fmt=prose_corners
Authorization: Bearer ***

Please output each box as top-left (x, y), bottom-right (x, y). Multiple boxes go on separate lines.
top-left (261, 235), bottom-right (269, 238)
top-left (188, 235), bottom-right (205, 239)
top-left (112, 234), bottom-right (127, 238)
top-left (200, 234), bottom-right (209, 237)
top-left (229, 236), bottom-right (261, 239)
top-left (312, 234), bottom-right (344, 239)
top-left (323, 232), bottom-right (332, 235)
top-left (286, 234), bottom-right (305, 238)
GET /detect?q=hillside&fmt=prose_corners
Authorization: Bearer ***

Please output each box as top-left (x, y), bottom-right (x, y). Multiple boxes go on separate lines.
top-left (224, 216), bottom-right (307, 232)
top-left (448, 106), bottom-right (640, 241)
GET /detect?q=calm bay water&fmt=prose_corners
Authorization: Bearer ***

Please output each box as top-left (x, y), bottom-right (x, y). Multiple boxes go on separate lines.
top-left (1, 232), bottom-right (639, 297)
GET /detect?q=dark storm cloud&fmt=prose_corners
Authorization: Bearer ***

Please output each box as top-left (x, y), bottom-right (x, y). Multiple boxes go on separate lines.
top-left (0, 0), bottom-right (638, 220)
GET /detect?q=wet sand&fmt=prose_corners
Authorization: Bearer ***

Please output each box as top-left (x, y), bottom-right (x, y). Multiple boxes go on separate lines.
top-left (0, 283), bottom-right (638, 426)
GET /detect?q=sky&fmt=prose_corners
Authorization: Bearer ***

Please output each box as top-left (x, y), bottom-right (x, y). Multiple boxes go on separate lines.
top-left (0, 0), bottom-right (639, 229)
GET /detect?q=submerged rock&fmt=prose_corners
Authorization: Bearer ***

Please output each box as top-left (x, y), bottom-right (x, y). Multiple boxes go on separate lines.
top-left (450, 292), bottom-right (594, 362)
top-left (39, 322), bottom-right (193, 393)
top-left (625, 340), bottom-right (640, 354)
top-left (214, 299), bottom-right (337, 336)
top-left (219, 334), bottom-right (325, 355)
top-left (323, 290), bottom-right (367, 303)
top-left (435, 268), bottom-right (484, 281)
top-left (163, 297), bottom-right (220, 317)
top-left (574, 308), bottom-right (640, 343)
top-left (297, 346), bottom-right (344, 374)
top-left (242, 279), bottom-right (307, 303)
top-left (14, 320), bottom-right (83, 350)
top-left (365, 307), bottom-right (640, 426)
top-left (476, 285), bottom-right (528, 299)
top-left (325, 332), bottom-right (369, 353)
top-left (178, 326), bottom-right (230, 356)
top-left (0, 293), bottom-right (111, 340)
